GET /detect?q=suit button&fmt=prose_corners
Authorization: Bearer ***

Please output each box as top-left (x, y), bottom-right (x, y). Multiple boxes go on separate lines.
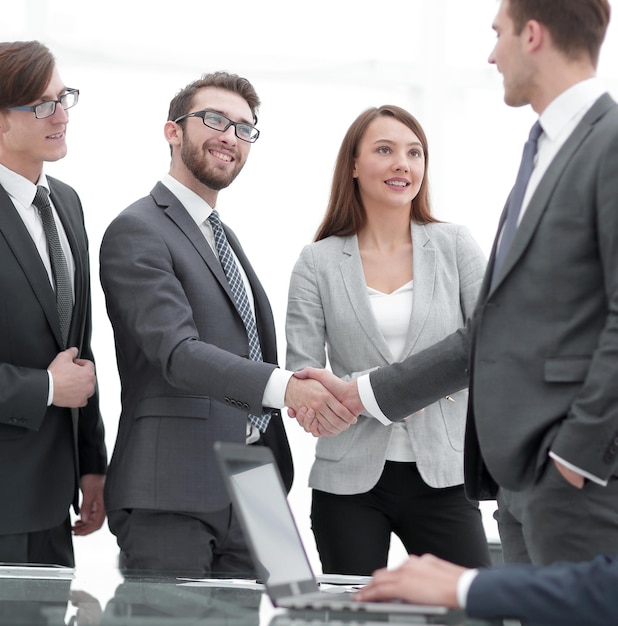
top-left (242, 403), bottom-right (250, 410)
top-left (9, 417), bottom-right (18, 424)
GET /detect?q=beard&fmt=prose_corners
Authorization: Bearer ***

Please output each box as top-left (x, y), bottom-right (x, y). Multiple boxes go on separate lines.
top-left (181, 135), bottom-right (245, 191)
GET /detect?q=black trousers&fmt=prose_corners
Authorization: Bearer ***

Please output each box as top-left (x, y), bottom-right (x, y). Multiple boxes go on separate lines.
top-left (311, 461), bottom-right (491, 576)
top-left (0, 517), bottom-right (74, 566)
top-left (108, 506), bottom-right (256, 578)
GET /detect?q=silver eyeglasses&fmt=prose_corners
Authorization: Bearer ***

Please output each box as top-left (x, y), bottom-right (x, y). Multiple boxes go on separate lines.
top-left (174, 109), bottom-right (260, 143)
top-left (8, 88), bottom-right (80, 119)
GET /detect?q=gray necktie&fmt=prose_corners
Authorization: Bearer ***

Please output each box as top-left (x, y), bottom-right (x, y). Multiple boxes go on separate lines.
top-left (207, 210), bottom-right (271, 432)
top-left (491, 120), bottom-right (543, 286)
top-left (33, 186), bottom-right (73, 347)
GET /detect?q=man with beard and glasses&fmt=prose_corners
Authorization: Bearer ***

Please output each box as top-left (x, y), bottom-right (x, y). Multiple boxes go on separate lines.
top-left (99, 71), bottom-right (356, 576)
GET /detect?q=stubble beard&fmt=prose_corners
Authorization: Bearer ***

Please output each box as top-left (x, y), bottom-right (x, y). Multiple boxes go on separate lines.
top-left (181, 137), bottom-right (244, 191)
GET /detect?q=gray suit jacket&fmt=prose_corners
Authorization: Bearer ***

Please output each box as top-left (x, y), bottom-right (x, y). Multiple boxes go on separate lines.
top-left (370, 93), bottom-right (618, 499)
top-left (100, 182), bottom-right (293, 514)
top-left (0, 177), bottom-right (106, 534)
top-left (286, 222), bottom-right (486, 493)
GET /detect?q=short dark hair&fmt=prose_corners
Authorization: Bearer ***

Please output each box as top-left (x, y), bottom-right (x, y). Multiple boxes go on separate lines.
top-left (0, 40), bottom-right (56, 109)
top-left (168, 71), bottom-right (260, 125)
top-left (507, 0), bottom-right (610, 66)
top-left (314, 105), bottom-right (438, 242)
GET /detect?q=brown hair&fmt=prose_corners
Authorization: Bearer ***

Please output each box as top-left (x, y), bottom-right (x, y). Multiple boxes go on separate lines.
top-left (168, 71), bottom-right (260, 125)
top-left (315, 105), bottom-right (437, 242)
top-left (0, 41), bottom-right (56, 109)
top-left (507, 0), bottom-right (610, 66)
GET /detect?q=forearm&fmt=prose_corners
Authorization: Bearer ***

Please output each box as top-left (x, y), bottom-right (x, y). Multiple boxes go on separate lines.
top-left (369, 325), bottom-right (471, 421)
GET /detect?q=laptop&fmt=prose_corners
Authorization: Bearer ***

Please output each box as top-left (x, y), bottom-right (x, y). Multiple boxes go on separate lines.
top-left (213, 441), bottom-right (451, 618)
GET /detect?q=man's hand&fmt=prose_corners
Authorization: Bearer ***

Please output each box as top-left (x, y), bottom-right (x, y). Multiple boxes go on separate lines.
top-left (354, 554), bottom-right (465, 608)
top-left (48, 348), bottom-right (96, 408)
top-left (553, 458), bottom-right (585, 489)
top-left (72, 474), bottom-right (106, 536)
top-left (285, 375), bottom-right (357, 437)
top-left (292, 367), bottom-right (365, 416)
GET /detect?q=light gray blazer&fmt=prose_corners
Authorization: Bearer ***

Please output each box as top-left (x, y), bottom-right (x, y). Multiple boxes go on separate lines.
top-left (286, 222), bottom-right (486, 493)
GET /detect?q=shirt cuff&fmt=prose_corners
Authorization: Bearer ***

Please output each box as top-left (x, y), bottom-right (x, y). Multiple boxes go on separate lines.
top-left (357, 374), bottom-right (392, 425)
top-left (263, 368), bottom-right (294, 409)
top-left (456, 569), bottom-right (479, 609)
top-left (46, 370), bottom-right (54, 406)
top-left (548, 451), bottom-right (608, 486)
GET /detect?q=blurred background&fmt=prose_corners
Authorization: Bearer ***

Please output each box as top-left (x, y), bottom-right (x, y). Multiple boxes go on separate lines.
top-left (4, 0), bottom-right (618, 604)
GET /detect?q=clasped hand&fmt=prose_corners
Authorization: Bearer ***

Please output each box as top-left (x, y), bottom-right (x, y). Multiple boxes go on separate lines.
top-left (284, 367), bottom-right (364, 437)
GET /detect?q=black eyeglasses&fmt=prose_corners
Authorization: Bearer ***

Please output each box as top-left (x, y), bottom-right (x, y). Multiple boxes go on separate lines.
top-left (174, 109), bottom-right (260, 143)
top-left (8, 88), bottom-right (80, 119)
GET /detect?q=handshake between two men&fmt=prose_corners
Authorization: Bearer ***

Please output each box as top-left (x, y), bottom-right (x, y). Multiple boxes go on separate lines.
top-left (284, 368), bottom-right (364, 437)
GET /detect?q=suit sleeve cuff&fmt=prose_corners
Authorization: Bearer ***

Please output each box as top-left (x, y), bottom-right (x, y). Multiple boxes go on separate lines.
top-left (46, 370), bottom-right (54, 406)
top-left (548, 451), bottom-right (608, 486)
top-left (357, 374), bottom-right (392, 425)
top-left (457, 569), bottom-right (479, 609)
top-left (263, 368), bottom-right (294, 409)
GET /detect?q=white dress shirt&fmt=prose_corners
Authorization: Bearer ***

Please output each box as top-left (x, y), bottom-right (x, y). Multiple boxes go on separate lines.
top-left (368, 280), bottom-right (416, 461)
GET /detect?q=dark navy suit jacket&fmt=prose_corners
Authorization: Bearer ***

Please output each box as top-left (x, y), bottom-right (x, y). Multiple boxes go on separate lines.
top-left (468, 554), bottom-right (618, 625)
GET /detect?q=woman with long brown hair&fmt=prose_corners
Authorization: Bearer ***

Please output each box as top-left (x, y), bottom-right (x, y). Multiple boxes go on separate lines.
top-left (286, 105), bottom-right (491, 575)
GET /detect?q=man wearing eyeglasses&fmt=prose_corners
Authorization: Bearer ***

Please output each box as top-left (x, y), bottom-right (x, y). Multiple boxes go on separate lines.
top-left (99, 71), bottom-right (356, 575)
top-left (0, 40), bottom-right (107, 566)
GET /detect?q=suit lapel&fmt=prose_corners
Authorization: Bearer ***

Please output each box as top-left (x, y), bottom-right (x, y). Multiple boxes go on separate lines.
top-left (0, 185), bottom-right (63, 346)
top-left (490, 93), bottom-right (615, 293)
top-left (340, 236), bottom-right (394, 362)
top-left (154, 183), bottom-right (235, 304)
top-left (400, 223), bottom-right (436, 358)
top-left (153, 183), bottom-right (277, 361)
top-left (224, 226), bottom-right (277, 362)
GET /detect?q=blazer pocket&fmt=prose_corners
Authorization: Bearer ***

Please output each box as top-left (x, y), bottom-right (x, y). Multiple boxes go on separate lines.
top-left (314, 421), bottom-right (360, 461)
top-left (0, 422), bottom-right (27, 440)
top-left (544, 357), bottom-right (591, 383)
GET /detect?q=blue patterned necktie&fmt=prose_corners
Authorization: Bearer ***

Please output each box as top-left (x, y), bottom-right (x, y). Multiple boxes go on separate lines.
top-left (33, 186), bottom-right (73, 347)
top-left (207, 210), bottom-right (271, 432)
top-left (491, 120), bottom-right (543, 286)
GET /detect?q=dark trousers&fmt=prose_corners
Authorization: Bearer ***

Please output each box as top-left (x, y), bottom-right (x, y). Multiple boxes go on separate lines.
top-left (108, 506), bottom-right (256, 578)
top-left (496, 460), bottom-right (618, 565)
top-left (0, 517), bottom-right (74, 566)
top-left (311, 461), bottom-right (491, 576)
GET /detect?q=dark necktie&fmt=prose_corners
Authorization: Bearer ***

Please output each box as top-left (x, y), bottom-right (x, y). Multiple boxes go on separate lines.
top-left (33, 186), bottom-right (73, 347)
top-left (207, 210), bottom-right (271, 432)
top-left (491, 120), bottom-right (543, 286)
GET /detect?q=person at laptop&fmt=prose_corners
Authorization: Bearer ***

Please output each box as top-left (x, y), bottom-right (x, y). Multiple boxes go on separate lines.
top-left (354, 551), bottom-right (618, 625)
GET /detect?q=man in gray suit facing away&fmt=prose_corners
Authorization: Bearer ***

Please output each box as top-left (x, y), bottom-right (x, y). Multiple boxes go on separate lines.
top-left (297, 0), bottom-right (618, 567)
top-left (100, 71), bottom-right (355, 576)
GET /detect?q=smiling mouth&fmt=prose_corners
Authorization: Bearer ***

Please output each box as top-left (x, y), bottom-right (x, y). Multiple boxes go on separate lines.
top-left (47, 132), bottom-right (64, 139)
top-left (210, 149), bottom-right (233, 162)
top-left (386, 180), bottom-right (410, 187)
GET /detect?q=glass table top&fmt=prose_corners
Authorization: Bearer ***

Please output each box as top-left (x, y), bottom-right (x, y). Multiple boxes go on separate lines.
top-left (0, 567), bottom-right (508, 626)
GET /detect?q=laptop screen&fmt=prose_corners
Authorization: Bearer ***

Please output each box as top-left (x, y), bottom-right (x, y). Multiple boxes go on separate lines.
top-left (216, 444), bottom-right (315, 587)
